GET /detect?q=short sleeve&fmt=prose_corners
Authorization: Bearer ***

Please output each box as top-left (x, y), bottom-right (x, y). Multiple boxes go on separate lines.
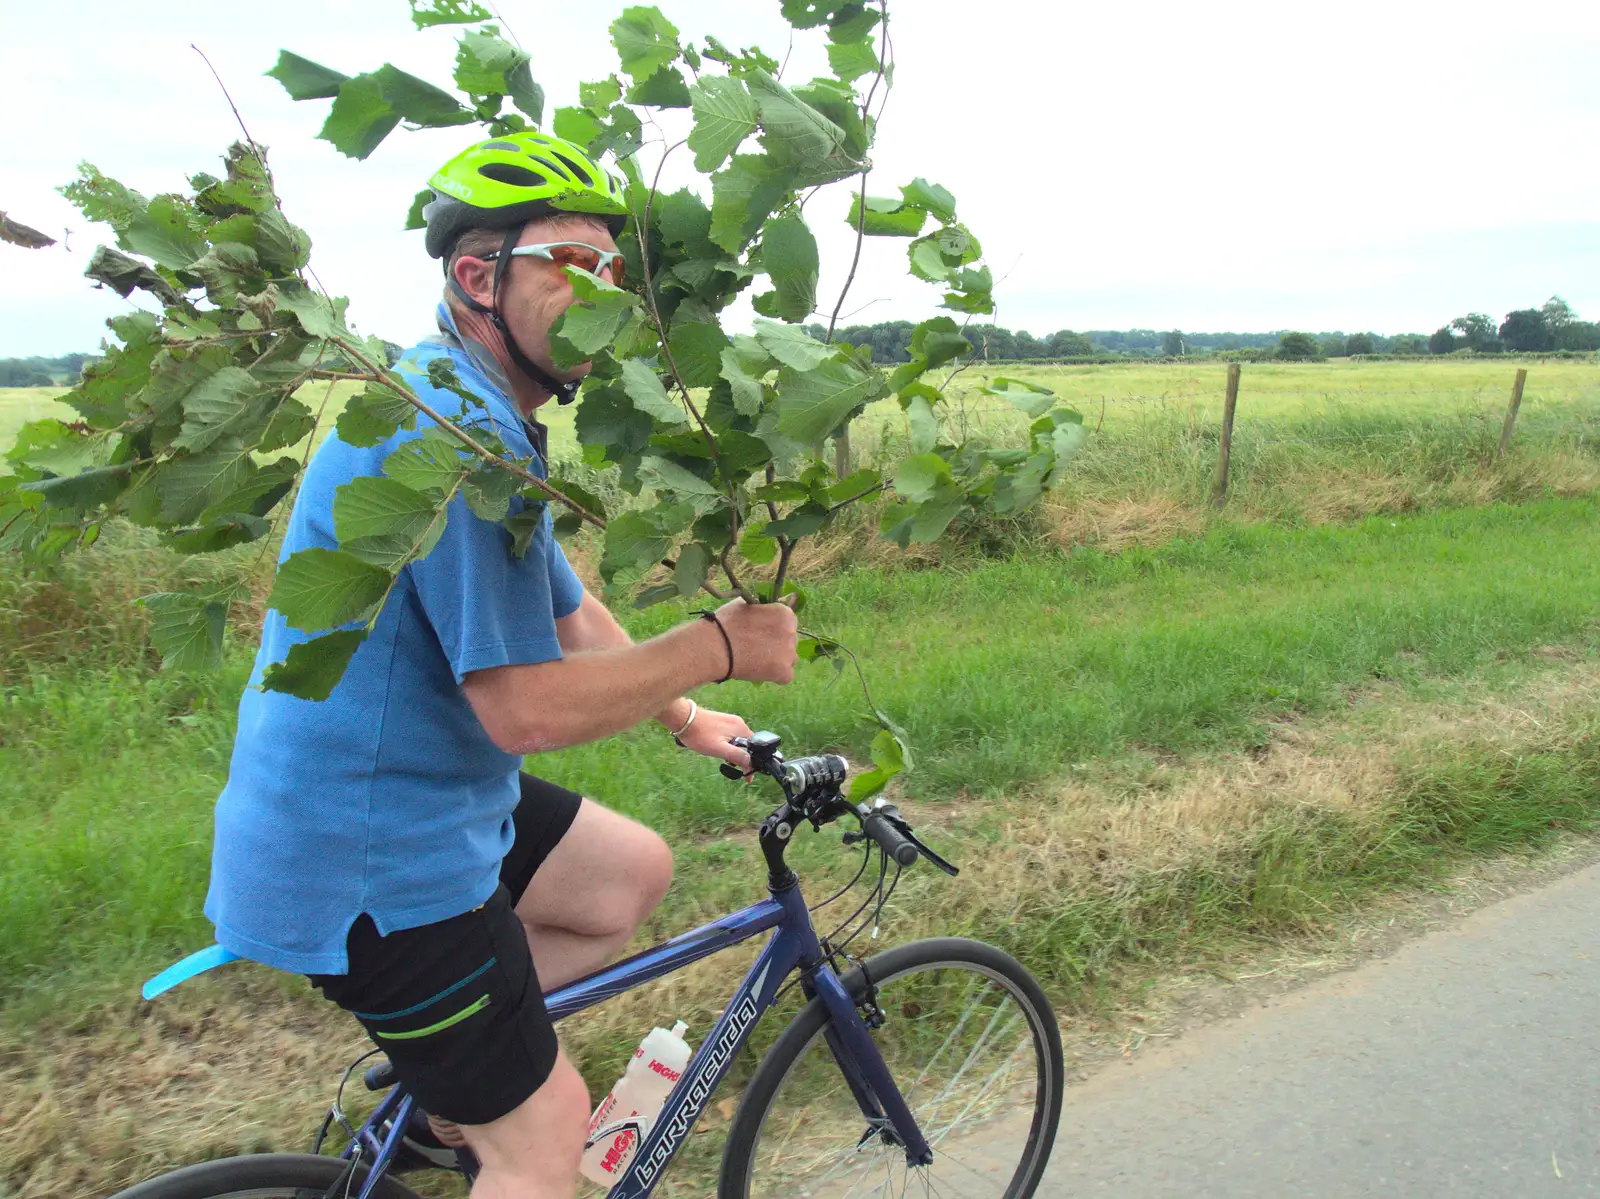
top-left (408, 493), bottom-right (564, 683)
top-left (547, 534), bottom-right (584, 618)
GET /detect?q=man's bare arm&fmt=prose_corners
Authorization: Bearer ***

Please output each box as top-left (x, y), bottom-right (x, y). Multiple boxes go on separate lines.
top-left (464, 599), bottom-right (798, 754)
top-left (555, 593), bottom-right (692, 731)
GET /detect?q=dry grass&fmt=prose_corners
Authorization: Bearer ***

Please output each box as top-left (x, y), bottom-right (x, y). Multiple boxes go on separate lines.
top-left (6, 656), bottom-right (1596, 1199)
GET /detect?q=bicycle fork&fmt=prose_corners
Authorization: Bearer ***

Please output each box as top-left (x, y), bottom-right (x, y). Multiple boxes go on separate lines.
top-left (783, 888), bottom-right (935, 1168)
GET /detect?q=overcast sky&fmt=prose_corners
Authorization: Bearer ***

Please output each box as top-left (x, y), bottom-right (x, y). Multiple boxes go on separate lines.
top-left (4, 0), bottom-right (1597, 357)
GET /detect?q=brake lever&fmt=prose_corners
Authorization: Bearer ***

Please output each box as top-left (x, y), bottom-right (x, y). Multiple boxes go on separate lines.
top-left (880, 807), bottom-right (960, 876)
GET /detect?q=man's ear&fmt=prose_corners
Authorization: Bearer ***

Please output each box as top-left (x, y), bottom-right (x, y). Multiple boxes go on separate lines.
top-left (452, 254), bottom-right (496, 308)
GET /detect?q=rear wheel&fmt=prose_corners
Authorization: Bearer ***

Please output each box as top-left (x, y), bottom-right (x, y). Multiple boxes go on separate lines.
top-left (719, 938), bottom-right (1064, 1198)
top-left (106, 1153), bottom-right (426, 1199)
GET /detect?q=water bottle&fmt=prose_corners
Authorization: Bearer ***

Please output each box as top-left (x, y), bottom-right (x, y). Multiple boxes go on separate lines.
top-left (580, 1020), bottom-right (693, 1187)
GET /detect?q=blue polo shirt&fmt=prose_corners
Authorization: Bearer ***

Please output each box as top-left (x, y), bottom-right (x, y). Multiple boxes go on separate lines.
top-left (204, 306), bottom-right (584, 975)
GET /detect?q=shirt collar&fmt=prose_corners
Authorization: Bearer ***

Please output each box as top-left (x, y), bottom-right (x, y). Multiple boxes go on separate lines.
top-left (427, 302), bottom-right (551, 468)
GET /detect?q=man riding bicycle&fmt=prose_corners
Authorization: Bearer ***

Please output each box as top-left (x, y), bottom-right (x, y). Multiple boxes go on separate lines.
top-left (204, 131), bottom-right (800, 1199)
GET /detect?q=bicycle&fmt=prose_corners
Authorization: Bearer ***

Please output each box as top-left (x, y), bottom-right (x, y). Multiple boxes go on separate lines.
top-left (114, 732), bottom-right (1065, 1199)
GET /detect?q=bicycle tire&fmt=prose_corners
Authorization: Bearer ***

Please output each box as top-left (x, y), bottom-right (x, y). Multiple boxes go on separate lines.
top-left (718, 937), bottom-right (1064, 1199)
top-left (106, 1152), bottom-right (426, 1199)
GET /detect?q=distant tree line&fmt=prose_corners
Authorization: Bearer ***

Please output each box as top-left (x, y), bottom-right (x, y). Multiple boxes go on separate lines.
top-left (806, 296), bottom-right (1599, 363)
top-left (0, 352), bottom-right (88, 387)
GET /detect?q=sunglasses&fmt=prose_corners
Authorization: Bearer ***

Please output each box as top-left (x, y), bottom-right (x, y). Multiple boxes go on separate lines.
top-left (483, 240), bottom-right (627, 286)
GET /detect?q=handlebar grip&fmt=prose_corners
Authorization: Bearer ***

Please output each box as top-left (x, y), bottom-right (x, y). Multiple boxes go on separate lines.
top-left (719, 763), bottom-right (745, 781)
top-left (862, 809), bottom-right (919, 868)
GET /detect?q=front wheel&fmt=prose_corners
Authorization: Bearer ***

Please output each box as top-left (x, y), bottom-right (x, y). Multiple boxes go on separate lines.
top-left (107, 1153), bottom-right (425, 1199)
top-left (719, 937), bottom-right (1065, 1199)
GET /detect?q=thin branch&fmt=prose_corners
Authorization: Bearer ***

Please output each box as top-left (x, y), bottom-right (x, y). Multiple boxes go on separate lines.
top-left (631, 138), bottom-right (754, 601)
top-left (331, 336), bottom-right (606, 532)
top-left (191, 45), bottom-right (266, 167)
top-left (484, 1), bottom-right (524, 48)
top-left (825, 171), bottom-right (871, 346)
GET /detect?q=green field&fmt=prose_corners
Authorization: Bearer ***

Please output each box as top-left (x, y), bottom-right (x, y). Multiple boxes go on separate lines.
top-left (3, 358), bottom-right (1600, 1197)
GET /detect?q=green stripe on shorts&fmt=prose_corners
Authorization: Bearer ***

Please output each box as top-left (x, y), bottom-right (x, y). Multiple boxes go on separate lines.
top-left (374, 994), bottom-right (491, 1040)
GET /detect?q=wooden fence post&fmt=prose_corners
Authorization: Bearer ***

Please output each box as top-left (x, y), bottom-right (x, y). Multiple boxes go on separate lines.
top-left (834, 429), bottom-right (852, 478)
top-left (1213, 364), bottom-right (1242, 505)
top-left (1496, 368), bottom-right (1528, 461)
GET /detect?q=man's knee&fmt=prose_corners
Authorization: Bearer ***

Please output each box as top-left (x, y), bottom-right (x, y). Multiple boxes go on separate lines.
top-left (632, 825), bottom-right (674, 919)
top-left (464, 1052), bottom-right (591, 1180)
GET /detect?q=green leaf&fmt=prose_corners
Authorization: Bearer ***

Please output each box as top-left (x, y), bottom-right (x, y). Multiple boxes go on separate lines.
top-left (908, 235), bottom-right (950, 283)
top-left (720, 347), bottom-right (767, 416)
top-left (601, 510), bottom-right (670, 582)
top-left (547, 476), bottom-right (606, 537)
top-left (753, 318), bottom-right (835, 371)
top-left (765, 502), bottom-right (828, 537)
top-left (270, 547), bottom-right (393, 630)
top-left (738, 522), bottom-right (778, 564)
top-left (19, 463), bottom-right (132, 511)
top-left (373, 63), bottom-right (473, 126)
top-left (405, 188), bottom-right (431, 231)
top-left (657, 187), bottom-right (716, 252)
top-left (905, 392), bottom-right (939, 454)
top-left (847, 194), bottom-right (925, 238)
top-left (673, 541), bottom-right (711, 596)
top-left (774, 358), bottom-right (878, 443)
top-left (164, 513), bottom-right (271, 554)
top-left (639, 455), bottom-right (722, 499)
top-left (911, 317), bottom-right (970, 370)
top-left (266, 51), bottom-right (349, 100)
top-left (627, 65), bottom-right (691, 108)
top-left (139, 592), bottom-right (228, 673)
top-left (826, 468), bottom-right (881, 505)
top-left (276, 282), bottom-right (349, 339)
top-left (379, 433), bottom-right (463, 498)
top-left (455, 31), bottom-right (544, 122)
top-left (981, 376), bottom-right (1056, 419)
top-left (121, 196), bottom-right (207, 270)
top-left (747, 69), bottom-right (847, 166)
top-left (318, 74), bottom-right (400, 159)
top-left (549, 268), bottom-right (639, 367)
top-left (575, 383), bottom-right (655, 464)
top-left (580, 76), bottom-right (624, 112)
top-left (83, 245), bottom-right (181, 303)
top-left (780, 0), bottom-right (855, 29)
top-left (610, 6), bottom-right (680, 80)
top-left (552, 105), bottom-right (603, 151)
top-left (687, 76), bottom-right (760, 172)
top-left (846, 728), bottom-right (907, 802)
top-left (902, 178), bottom-right (957, 223)
top-left (894, 452), bottom-right (952, 501)
top-left (709, 153), bottom-right (791, 253)
top-left (757, 212), bottom-right (819, 324)
top-left (260, 629), bottom-right (368, 701)
top-left (253, 208), bottom-right (313, 272)
top-left (198, 458), bottom-right (300, 525)
top-left (157, 450), bottom-right (254, 523)
top-left (827, 38), bottom-right (878, 83)
top-left (828, 6), bottom-right (881, 42)
top-left (503, 506), bottom-right (543, 557)
top-left (408, 0), bottom-right (490, 27)
top-left (667, 322), bottom-right (731, 389)
top-left (462, 464), bottom-right (521, 522)
top-left (338, 381), bottom-right (419, 447)
top-left (334, 476), bottom-right (450, 568)
top-left (173, 366), bottom-right (263, 453)
top-left (619, 359), bottom-right (686, 425)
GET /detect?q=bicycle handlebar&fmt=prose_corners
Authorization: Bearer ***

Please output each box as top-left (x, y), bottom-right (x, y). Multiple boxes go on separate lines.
top-left (860, 804), bottom-right (919, 867)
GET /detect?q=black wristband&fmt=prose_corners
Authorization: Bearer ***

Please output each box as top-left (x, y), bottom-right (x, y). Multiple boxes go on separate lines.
top-left (694, 609), bottom-right (734, 683)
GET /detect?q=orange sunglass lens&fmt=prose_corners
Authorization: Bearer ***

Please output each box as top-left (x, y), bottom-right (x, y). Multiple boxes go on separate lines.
top-left (550, 245), bottom-right (624, 284)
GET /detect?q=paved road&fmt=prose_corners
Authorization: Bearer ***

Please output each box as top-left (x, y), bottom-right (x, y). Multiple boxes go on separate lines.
top-left (1037, 859), bottom-right (1600, 1196)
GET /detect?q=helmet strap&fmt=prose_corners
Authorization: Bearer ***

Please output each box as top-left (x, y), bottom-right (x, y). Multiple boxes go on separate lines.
top-left (444, 226), bottom-right (582, 407)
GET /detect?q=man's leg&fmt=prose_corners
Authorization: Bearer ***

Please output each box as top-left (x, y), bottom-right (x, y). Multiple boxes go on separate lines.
top-left (513, 797), bottom-right (673, 990)
top-left (457, 1048), bottom-right (591, 1199)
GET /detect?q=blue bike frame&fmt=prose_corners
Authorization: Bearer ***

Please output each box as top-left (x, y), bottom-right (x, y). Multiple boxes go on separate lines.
top-left (343, 876), bottom-right (932, 1199)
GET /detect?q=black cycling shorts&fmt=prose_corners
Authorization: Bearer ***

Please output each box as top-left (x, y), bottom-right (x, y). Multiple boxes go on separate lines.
top-left (308, 772), bottom-right (584, 1126)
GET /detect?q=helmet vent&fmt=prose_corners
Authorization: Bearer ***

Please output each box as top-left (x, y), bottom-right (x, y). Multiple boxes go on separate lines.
top-left (480, 140), bottom-right (522, 152)
top-left (549, 152), bottom-right (594, 187)
top-left (478, 162), bottom-right (548, 188)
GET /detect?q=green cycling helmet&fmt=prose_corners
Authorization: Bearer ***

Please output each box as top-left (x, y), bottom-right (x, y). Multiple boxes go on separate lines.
top-left (422, 131), bottom-right (630, 260)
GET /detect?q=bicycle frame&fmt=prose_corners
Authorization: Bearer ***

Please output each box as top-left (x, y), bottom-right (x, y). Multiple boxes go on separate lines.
top-left (342, 872), bottom-right (933, 1199)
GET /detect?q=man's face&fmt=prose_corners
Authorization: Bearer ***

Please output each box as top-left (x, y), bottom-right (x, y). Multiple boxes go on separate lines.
top-left (455, 214), bottom-right (621, 392)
